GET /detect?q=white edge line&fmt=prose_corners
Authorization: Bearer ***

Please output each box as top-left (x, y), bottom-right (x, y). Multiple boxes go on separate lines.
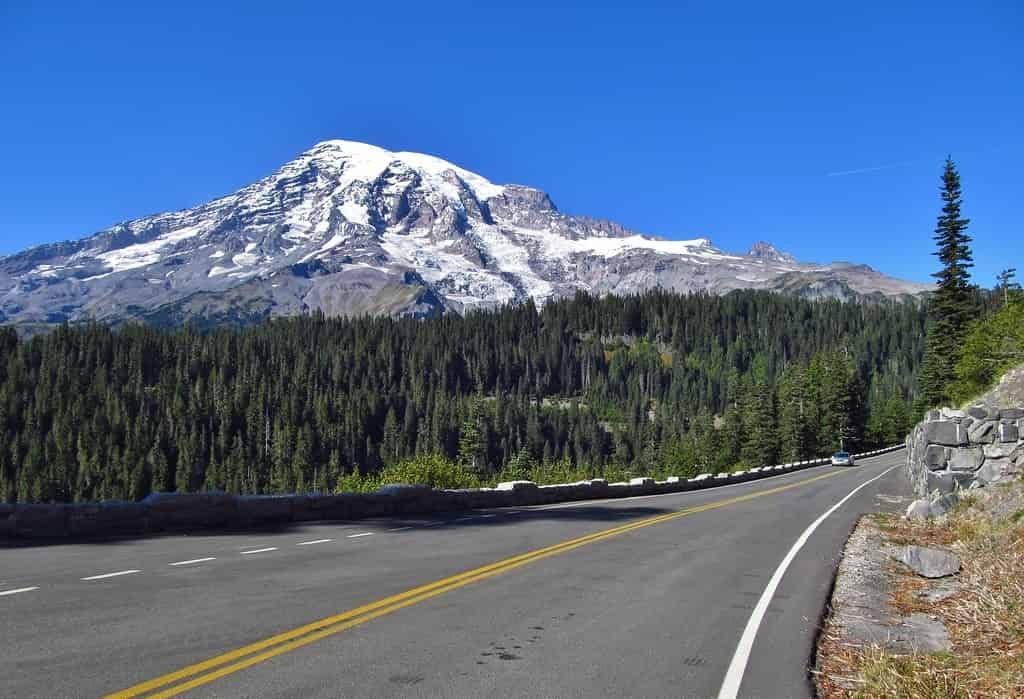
top-left (81, 570), bottom-right (141, 581)
top-left (716, 463), bottom-right (901, 699)
top-left (239, 547), bottom-right (278, 555)
top-left (296, 539), bottom-right (332, 546)
top-left (346, 532), bottom-right (374, 539)
top-left (168, 557), bottom-right (217, 566)
top-left (386, 526), bottom-right (413, 532)
top-left (0, 586), bottom-right (39, 596)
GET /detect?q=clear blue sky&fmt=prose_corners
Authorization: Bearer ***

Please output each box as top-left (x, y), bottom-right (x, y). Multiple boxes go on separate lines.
top-left (2, 1), bottom-right (1020, 285)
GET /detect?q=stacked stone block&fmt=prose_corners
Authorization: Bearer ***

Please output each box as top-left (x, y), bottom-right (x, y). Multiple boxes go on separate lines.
top-left (906, 405), bottom-right (1024, 497)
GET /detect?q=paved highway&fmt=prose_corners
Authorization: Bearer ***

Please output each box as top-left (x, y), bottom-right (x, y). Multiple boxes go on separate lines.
top-left (0, 450), bottom-right (910, 698)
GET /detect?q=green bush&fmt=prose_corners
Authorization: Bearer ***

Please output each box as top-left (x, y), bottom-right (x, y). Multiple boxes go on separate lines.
top-left (376, 454), bottom-right (481, 490)
top-left (950, 299), bottom-right (1024, 404)
top-left (334, 467), bottom-right (379, 494)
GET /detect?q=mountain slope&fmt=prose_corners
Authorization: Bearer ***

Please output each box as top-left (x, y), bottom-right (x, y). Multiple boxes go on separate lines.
top-left (0, 140), bottom-right (930, 327)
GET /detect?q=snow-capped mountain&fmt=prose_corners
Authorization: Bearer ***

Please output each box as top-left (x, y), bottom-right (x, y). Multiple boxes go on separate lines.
top-left (0, 140), bottom-right (930, 328)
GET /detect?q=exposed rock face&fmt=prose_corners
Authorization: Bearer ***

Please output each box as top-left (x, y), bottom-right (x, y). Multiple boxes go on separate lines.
top-left (0, 140), bottom-right (931, 329)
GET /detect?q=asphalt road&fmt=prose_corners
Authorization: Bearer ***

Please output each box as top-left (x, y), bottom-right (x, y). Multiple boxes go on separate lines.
top-left (0, 450), bottom-right (912, 698)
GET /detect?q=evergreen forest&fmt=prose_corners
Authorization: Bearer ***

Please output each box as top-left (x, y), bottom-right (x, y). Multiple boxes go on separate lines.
top-left (0, 289), bottom-right (926, 503)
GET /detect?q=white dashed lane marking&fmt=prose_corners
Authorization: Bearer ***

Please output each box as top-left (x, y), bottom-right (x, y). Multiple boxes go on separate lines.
top-left (0, 586), bottom-right (39, 596)
top-left (239, 547), bottom-right (278, 555)
top-left (346, 532), bottom-right (374, 539)
top-left (81, 570), bottom-right (140, 581)
top-left (296, 539), bottom-right (332, 546)
top-left (169, 557), bottom-right (217, 567)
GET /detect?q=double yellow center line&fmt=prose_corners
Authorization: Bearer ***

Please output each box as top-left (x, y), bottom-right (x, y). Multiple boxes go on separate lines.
top-left (107, 468), bottom-right (845, 698)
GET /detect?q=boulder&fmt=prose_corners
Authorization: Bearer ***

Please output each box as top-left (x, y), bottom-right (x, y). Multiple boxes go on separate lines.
top-left (921, 421), bottom-right (967, 446)
top-left (940, 408), bottom-right (967, 420)
top-left (929, 492), bottom-right (960, 518)
top-left (999, 407), bottom-right (1023, 420)
top-left (926, 470), bottom-right (973, 494)
top-left (923, 444), bottom-right (947, 470)
top-left (948, 446), bottom-right (985, 471)
top-left (1012, 443), bottom-right (1024, 470)
top-left (926, 409), bottom-right (942, 421)
top-left (975, 459), bottom-right (1008, 485)
top-left (905, 498), bottom-right (932, 521)
top-left (629, 477), bottom-right (655, 486)
top-left (894, 545), bottom-right (961, 578)
top-left (967, 420), bottom-right (997, 444)
top-left (903, 613), bottom-right (953, 652)
top-left (983, 442), bottom-right (1018, 459)
top-left (967, 405), bottom-right (989, 420)
top-left (999, 422), bottom-right (1019, 442)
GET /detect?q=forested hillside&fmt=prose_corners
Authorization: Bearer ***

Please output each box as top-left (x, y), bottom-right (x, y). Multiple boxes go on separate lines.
top-left (0, 290), bottom-right (925, 503)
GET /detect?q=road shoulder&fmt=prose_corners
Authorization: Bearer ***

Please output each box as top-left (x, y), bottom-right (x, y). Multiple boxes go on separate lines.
top-left (815, 478), bottom-right (1024, 697)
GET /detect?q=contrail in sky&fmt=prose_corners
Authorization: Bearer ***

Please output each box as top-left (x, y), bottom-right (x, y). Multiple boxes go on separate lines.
top-left (825, 160), bottom-right (916, 177)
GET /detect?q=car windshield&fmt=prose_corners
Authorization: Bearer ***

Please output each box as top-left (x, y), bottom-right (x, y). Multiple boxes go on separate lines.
top-left (836, 452), bottom-right (849, 457)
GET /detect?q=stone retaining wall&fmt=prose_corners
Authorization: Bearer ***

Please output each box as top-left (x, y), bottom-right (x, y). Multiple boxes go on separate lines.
top-left (1, 446), bottom-right (903, 540)
top-left (906, 405), bottom-right (1024, 497)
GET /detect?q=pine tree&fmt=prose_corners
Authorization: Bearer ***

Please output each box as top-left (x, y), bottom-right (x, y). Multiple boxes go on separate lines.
top-left (457, 397), bottom-right (486, 477)
top-left (918, 157), bottom-right (974, 408)
top-left (740, 360), bottom-right (777, 468)
top-left (996, 268), bottom-right (1020, 306)
top-left (777, 364), bottom-right (811, 461)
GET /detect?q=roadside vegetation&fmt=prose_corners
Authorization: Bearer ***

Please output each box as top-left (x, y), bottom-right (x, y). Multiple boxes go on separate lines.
top-left (949, 296), bottom-right (1024, 404)
top-left (331, 453), bottom-right (650, 493)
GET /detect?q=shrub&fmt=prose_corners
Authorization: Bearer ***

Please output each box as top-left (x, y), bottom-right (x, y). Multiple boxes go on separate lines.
top-left (376, 454), bottom-right (481, 490)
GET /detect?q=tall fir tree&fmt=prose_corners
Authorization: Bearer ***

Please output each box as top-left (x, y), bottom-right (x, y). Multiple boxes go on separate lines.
top-left (918, 157), bottom-right (974, 409)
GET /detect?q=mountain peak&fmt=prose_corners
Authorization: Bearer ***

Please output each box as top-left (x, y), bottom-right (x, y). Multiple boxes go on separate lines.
top-left (296, 139), bottom-right (507, 202)
top-left (747, 240), bottom-right (796, 263)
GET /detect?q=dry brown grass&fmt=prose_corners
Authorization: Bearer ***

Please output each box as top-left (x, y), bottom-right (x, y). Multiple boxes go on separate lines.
top-left (817, 481), bottom-right (1024, 698)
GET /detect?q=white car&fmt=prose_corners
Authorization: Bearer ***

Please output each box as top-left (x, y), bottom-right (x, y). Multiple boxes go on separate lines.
top-left (830, 451), bottom-right (855, 466)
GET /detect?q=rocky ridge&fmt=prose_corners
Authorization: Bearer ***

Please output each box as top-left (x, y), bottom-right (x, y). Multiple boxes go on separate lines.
top-left (0, 140), bottom-right (931, 328)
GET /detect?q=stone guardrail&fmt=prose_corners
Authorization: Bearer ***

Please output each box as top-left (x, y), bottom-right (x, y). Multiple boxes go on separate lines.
top-left (905, 405), bottom-right (1024, 497)
top-left (0, 445), bottom-right (904, 540)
